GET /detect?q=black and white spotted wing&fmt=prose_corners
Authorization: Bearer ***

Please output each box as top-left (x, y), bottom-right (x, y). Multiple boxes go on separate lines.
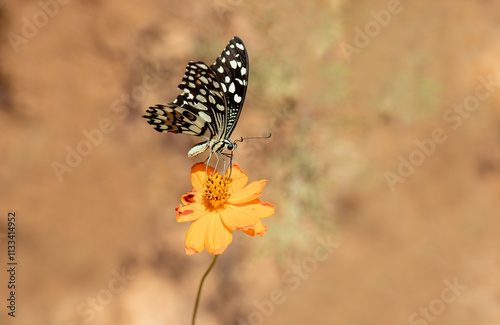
top-left (143, 36), bottom-right (249, 158)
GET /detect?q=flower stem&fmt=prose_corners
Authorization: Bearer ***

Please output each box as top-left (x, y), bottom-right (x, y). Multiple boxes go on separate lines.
top-left (191, 254), bottom-right (218, 325)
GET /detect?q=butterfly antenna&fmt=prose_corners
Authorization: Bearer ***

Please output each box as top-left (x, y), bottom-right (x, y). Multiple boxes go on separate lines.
top-left (234, 133), bottom-right (272, 144)
top-left (226, 133), bottom-right (271, 178)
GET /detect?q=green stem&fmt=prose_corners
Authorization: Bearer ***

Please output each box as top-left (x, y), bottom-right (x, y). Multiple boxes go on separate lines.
top-left (191, 254), bottom-right (219, 325)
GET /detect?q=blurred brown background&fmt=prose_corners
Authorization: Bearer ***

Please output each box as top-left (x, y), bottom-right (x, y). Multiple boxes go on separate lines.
top-left (1, 0), bottom-right (500, 324)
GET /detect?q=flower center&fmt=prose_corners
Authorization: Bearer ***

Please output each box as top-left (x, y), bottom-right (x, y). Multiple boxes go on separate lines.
top-left (204, 171), bottom-right (230, 209)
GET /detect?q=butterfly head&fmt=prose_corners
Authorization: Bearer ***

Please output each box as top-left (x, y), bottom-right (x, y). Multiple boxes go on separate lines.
top-left (212, 139), bottom-right (237, 155)
top-left (226, 139), bottom-right (237, 152)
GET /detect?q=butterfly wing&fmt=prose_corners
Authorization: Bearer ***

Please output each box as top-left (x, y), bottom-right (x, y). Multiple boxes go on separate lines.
top-left (143, 36), bottom-right (249, 156)
top-left (143, 62), bottom-right (227, 139)
top-left (210, 36), bottom-right (249, 139)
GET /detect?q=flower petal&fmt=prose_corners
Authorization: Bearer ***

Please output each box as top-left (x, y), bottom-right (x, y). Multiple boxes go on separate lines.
top-left (204, 210), bottom-right (233, 255)
top-left (228, 180), bottom-right (269, 204)
top-left (228, 164), bottom-right (248, 193)
top-left (221, 200), bottom-right (274, 230)
top-left (253, 201), bottom-right (275, 219)
top-left (220, 205), bottom-right (260, 231)
top-left (243, 219), bottom-right (268, 236)
top-left (190, 163), bottom-right (214, 191)
top-left (184, 215), bottom-right (211, 255)
top-left (176, 201), bottom-right (208, 223)
top-left (237, 199), bottom-right (275, 218)
top-left (180, 189), bottom-right (199, 205)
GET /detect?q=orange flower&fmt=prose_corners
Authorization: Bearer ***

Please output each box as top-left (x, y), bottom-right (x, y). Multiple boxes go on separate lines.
top-left (176, 163), bottom-right (275, 255)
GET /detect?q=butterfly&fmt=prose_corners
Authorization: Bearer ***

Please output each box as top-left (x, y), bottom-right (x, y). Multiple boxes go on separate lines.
top-left (143, 36), bottom-right (249, 163)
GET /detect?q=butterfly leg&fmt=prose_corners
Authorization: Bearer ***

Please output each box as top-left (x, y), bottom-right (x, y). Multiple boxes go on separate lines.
top-left (213, 152), bottom-right (222, 175)
top-left (205, 150), bottom-right (215, 176)
top-left (220, 152), bottom-right (234, 179)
